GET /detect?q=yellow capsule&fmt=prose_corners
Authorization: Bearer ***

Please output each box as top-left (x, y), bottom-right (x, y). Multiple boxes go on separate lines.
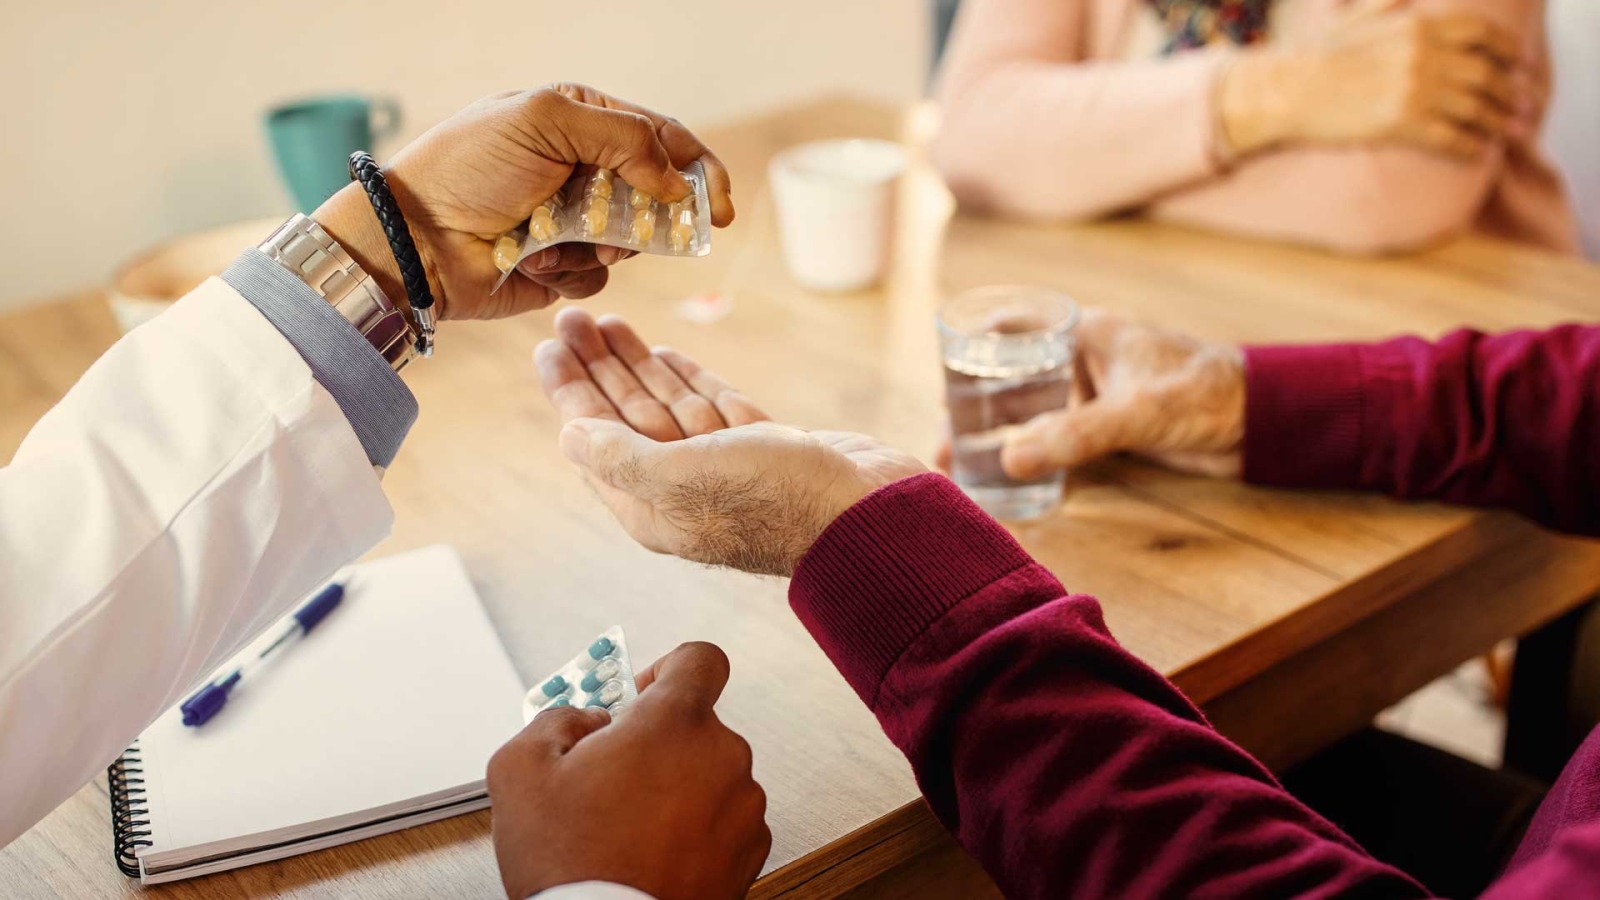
top-left (492, 234), bottom-right (521, 273)
top-left (629, 188), bottom-right (653, 210)
top-left (529, 208), bottom-right (559, 242)
top-left (582, 197), bottom-right (610, 237)
top-left (589, 169), bottom-right (615, 201)
top-left (669, 209), bottom-right (696, 253)
top-left (630, 208), bottom-right (656, 244)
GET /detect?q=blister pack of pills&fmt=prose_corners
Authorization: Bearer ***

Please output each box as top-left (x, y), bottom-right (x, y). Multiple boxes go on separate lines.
top-left (491, 162), bottom-right (712, 293)
top-left (522, 626), bottom-right (639, 724)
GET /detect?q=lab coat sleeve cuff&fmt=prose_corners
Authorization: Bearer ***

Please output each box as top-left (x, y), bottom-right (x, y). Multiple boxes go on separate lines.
top-left (223, 247), bottom-right (418, 469)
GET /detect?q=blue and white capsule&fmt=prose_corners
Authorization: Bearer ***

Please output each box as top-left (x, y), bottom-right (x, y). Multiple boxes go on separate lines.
top-left (576, 636), bottom-right (615, 672)
top-left (580, 658), bottom-right (622, 693)
top-left (522, 625), bottom-right (637, 726)
top-left (584, 680), bottom-right (626, 709)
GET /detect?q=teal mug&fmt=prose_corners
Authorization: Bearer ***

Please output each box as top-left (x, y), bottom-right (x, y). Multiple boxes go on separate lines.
top-left (266, 95), bottom-right (401, 212)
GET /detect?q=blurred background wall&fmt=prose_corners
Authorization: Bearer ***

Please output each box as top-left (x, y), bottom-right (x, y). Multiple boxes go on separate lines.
top-left (5, 1), bottom-right (1593, 314)
top-left (1545, 0), bottom-right (1600, 259)
top-left (0, 1), bottom-right (927, 311)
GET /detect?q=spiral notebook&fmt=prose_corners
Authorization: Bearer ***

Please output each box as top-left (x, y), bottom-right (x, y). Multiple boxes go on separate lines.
top-left (108, 545), bottom-right (525, 884)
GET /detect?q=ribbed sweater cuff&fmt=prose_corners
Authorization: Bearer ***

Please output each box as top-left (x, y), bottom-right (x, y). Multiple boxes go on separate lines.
top-left (1242, 344), bottom-right (1366, 489)
top-left (788, 473), bottom-right (1031, 706)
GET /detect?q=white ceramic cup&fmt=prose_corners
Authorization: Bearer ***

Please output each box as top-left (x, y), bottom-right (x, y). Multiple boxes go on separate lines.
top-left (768, 138), bottom-right (907, 292)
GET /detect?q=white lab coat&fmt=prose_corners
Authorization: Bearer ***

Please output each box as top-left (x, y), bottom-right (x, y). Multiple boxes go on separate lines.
top-left (0, 278), bottom-right (393, 848)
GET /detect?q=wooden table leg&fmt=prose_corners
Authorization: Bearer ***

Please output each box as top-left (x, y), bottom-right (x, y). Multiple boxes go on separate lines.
top-left (1504, 595), bottom-right (1600, 783)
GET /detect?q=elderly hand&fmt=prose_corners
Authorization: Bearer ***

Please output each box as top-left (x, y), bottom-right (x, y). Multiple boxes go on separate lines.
top-left (488, 642), bottom-right (770, 900)
top-left (535, 309), bottom-right (926, 576)
top-left (314, 83), bottom-right (734, 323)
top-left (951, 310), bottom-right (1244, 481)
top-left (1220, 0), bottom-right (1528, 159)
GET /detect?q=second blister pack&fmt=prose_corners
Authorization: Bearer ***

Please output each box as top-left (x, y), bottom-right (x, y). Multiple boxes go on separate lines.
top-left (522, 625), bottom-right (639, 724)
top-left (491, 161), bottom-right (712, 293)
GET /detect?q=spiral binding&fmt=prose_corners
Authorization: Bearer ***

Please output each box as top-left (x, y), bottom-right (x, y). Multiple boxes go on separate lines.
top-left (107, 742), bottom-right (151, 877)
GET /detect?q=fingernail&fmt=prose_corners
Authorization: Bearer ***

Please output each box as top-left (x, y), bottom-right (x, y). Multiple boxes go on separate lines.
top-left (529, 247), bottom-right (561, 271)
top-left (559, 421), bottom-right (592, 465)
top-left (595, 246), bottom-right (626, 266)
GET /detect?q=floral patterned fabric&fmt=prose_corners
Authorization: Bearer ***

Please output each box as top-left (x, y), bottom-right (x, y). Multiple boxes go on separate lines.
top-left (1148, 0), bottom-right (1272, 53)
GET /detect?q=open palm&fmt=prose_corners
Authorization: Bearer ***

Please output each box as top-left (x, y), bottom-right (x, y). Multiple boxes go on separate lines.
top-left (535, 309), bottom-right (925, 575)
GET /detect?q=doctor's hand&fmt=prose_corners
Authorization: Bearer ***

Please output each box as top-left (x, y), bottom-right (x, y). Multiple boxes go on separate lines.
top-left (488, 642), bottom-right (770, 900)
top-left (944, 310), bottom-right (1244, 482)
top-left (314, 83), bottom-right (734, 323)
top-left (535, 309), bottom-right (926, 576)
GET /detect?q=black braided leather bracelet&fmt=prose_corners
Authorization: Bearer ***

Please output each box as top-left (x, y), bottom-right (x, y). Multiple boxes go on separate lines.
top-left (347, 151), bottom-right (436, 357)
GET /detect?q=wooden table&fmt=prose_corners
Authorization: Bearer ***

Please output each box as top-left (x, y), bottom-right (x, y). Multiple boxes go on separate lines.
top-left (6, 97), bottom-right (1600, 899)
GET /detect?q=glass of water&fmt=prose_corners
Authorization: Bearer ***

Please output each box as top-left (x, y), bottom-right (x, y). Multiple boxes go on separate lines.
top-left (938, 286), bottom-right (1079, 520)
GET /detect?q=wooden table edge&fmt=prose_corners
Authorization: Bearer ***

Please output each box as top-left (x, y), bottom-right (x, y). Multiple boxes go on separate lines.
top-left (1174, 510), bottom-right (1532, 704)
top-left (751, 800), bottom-right (944, 899)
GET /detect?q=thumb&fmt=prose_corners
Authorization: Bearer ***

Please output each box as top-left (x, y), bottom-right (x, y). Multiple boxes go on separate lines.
top-left (633, 641), bottom-right (731, 706)
top-left (536, 92), bottom-right (692, 203)
top-left (1001, 401), bottom-right (1149, 480)
top-left (559, 418), bottom-right (664, 494)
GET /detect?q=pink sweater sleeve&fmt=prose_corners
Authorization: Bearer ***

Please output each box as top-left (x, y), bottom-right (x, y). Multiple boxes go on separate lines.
top-left (931, 0), bottom-right (1231, 220)
top-left (1148, 145), bottom-right (1502, 254)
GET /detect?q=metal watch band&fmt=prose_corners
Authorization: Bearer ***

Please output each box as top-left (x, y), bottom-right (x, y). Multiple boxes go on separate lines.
top-left (257, 214), bottom-right (419, 372)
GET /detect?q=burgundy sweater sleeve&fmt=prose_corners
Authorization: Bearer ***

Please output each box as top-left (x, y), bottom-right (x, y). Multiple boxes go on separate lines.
top-left (789, 473), bottom-right (1427, 899)
top-left (1243, 325), bottom-right (1600, 536)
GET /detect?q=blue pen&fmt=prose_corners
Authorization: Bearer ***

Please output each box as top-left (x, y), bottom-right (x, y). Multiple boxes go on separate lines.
top-left (180, 582), bottom-right (346, 727)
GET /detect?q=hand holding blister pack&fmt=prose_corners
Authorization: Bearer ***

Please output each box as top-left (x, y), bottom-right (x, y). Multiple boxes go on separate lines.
top-left (491, 163), bottom-right (713, 293)
top-left (523, 626), bottom-right (638, 724)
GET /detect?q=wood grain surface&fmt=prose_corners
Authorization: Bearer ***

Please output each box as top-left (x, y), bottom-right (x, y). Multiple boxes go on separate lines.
top-left (4, 97), bottom-right (1600, 899)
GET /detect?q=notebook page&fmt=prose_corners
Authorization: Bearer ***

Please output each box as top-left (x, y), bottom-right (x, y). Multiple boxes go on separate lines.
top-left (138, 545), bottom-right (524, 861)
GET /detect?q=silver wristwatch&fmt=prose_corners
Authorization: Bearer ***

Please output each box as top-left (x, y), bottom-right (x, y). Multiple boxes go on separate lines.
top-left (258, 214), bottom-right (420, 371)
